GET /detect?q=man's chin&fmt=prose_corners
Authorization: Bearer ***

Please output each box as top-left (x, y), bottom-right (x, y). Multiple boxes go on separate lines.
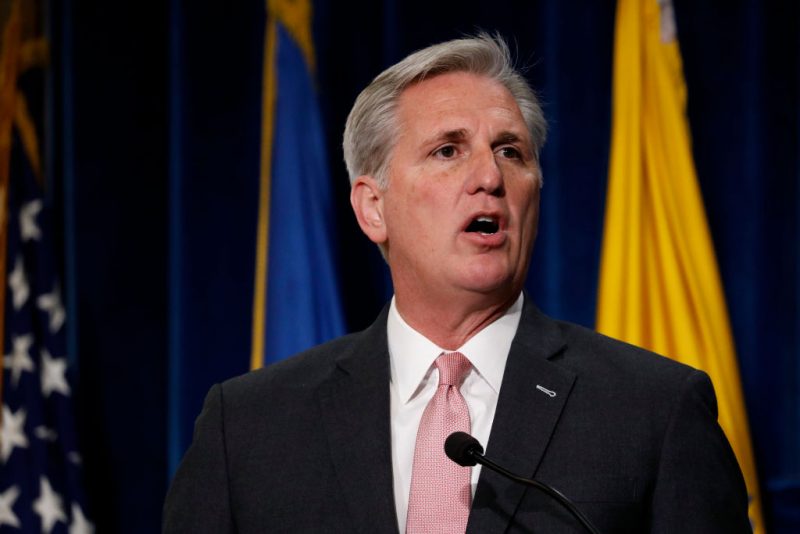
top-left (456, 266), bottom-right (520, 298)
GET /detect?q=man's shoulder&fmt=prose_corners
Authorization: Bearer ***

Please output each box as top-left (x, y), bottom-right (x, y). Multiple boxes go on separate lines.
top-left (526, 315), bottom-right (723, 447)
top-left (559, 320), bottom-right (695, 370)
top-left (546, 317), bottom-right (710, 398)
top-left (220, 330), bottom-right (367, 399)
top-left (520, 298), bottom-right (700, 383)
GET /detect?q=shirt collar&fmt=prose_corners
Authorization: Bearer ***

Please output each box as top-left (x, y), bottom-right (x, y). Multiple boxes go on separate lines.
top-left (387, 293), bottom-right (524, 404)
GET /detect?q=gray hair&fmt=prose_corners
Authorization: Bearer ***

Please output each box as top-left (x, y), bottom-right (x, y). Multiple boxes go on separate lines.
top-left (342, 33), bottom-right (547, 188)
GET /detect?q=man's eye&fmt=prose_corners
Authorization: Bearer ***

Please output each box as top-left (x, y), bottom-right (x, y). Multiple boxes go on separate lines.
top-left (434, 145), bottom-right (457, 158)
top-left (498, 146), bottom-right (522, 159)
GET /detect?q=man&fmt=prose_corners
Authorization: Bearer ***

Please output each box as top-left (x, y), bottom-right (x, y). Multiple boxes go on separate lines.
top-left (163, 34), bottom-right (750, 533)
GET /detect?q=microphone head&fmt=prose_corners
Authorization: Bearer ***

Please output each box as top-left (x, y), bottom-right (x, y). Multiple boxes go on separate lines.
top-left (445, 431), bottom-right (484, 467)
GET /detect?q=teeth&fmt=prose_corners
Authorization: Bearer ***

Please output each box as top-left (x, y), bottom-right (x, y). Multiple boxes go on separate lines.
top-left (466, 216), bottom-right (499, 234)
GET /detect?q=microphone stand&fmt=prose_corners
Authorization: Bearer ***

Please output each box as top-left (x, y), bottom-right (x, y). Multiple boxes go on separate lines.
top-left (446, 432), bottom-right (601, 534)
top-left (469, 451), bottom-right (601, 534)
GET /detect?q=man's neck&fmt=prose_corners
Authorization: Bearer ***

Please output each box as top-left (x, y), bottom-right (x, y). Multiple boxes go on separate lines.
top-left (393, 289), bottom-right (521, 350)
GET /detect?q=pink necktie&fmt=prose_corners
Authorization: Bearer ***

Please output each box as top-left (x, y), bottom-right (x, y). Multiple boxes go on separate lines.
top-left (406, 352), bottom-right (472, 534)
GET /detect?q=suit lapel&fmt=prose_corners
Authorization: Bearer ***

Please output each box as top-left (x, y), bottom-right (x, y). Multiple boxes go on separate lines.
top-left (467, 298), bottom-right (576, 534)
top-left (317, 306), bottom-right (400, 534)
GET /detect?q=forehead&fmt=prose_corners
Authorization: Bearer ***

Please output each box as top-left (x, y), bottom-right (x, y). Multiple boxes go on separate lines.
top-left (395, 71), bottom-right (528, 137)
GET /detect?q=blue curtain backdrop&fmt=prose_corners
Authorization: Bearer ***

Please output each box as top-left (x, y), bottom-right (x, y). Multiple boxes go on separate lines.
top-left (54, 0), bottom-right (798, 532)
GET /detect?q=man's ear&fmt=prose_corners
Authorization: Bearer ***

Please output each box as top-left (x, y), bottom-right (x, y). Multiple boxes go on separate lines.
top-left (350, 175), bottom-right (387, 245)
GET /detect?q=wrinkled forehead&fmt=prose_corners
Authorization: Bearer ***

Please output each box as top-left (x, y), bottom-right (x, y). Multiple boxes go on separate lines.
top-left (394, 71), bottom-right (532, 146)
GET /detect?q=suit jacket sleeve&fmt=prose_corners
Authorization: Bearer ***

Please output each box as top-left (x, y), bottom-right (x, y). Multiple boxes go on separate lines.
top-left (650, 370), bottom-right (751, 533)
top-left (162, 384), bottom-right (235, 534)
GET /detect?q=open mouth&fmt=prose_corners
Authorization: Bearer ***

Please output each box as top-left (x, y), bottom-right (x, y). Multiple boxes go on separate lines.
top-left (465, 216), bottom-right (500, 235)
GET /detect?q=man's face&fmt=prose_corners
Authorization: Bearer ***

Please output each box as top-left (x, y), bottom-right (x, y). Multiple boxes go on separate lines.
top-left (356, 71), bottom-right (541, 305)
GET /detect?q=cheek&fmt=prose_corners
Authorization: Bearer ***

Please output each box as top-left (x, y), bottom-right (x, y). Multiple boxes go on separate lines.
top-left (383, 194), bottom-right (435, 248)
top-left (512, 186), bottom-right (541, 249)
top-left (513, 182), bottom-right (540, 218)
top-left (527, 187), bottom-right (541, 225)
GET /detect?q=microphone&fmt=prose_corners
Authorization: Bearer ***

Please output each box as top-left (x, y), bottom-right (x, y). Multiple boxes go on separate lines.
top-left (445, 432), bottom-right (602, 534)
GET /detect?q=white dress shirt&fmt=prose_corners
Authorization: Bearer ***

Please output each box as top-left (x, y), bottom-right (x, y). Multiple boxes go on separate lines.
top-left (387, 293), bottom-right (524, 533)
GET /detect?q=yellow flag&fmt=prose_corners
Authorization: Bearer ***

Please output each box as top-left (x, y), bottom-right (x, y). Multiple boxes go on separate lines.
top-left (597, 0), bottom-right (764, 530)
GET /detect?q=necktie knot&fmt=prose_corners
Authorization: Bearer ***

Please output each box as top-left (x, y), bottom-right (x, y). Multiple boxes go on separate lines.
top-left (435, 352), bottom-right (471, 387)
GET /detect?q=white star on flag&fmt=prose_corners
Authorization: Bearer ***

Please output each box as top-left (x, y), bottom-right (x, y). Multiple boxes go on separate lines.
top-left (8, 256), bottom-right (29, 310)
top-left (0, 485), bottom-right (21, 528)
top-left (33, 477), bottom-right (66, 534)
top-left (37, 284), bottom-right (66, 333)
top-left (69, 503), bottom-right (94, 534)
top-left (19, 199), bottom-right (42, 242)
top-left (41, 349), bottom-right (71, 398)
top-left (4, 334), bottom-right (34, 387)
top-left (0, 405), bottom-right (29, 463)
top-left (34, 426), bottom-right (58, 442)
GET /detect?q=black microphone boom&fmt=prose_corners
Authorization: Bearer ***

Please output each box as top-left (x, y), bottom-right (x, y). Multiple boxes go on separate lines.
top-left (444, 432), bottom-right (601, 534)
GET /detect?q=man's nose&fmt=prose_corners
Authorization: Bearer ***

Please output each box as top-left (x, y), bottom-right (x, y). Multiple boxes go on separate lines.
top-left (466, 148), bottom-right (504, 196)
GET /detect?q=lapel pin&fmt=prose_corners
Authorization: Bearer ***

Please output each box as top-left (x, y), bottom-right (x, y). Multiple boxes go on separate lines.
top-left (536, 385), bottom-right (557, 397)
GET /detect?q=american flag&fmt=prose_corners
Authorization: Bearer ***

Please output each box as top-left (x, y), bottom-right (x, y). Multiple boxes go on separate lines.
top-left (0, 4), bottom-right (93, 531)
top-left (0, 133), bottom-right (93, 534)
top-left (0, 138), bottom-right (93, 534)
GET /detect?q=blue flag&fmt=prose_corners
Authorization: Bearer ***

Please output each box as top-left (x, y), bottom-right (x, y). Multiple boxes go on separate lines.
top-left (251, 2), bottom-right (345, 368)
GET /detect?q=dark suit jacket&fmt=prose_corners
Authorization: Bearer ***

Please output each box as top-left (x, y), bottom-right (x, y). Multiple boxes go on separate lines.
top-left (163, 298), bottom-right (751, 533)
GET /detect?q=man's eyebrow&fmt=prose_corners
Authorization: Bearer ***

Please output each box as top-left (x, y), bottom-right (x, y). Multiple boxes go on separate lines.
top-left (493, 131), bottom-right (524, 145)
top-left (423, 128), bottom-right (468, 146)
